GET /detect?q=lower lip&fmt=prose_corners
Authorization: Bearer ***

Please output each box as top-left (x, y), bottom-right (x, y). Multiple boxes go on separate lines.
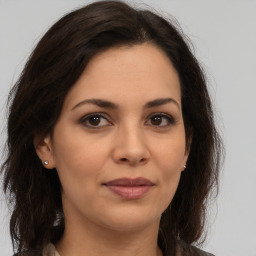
top-left (106, 185), bottom-right (152, 200)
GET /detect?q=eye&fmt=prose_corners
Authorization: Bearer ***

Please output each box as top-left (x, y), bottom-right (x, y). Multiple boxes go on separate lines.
top-left (79, 113), bottom-right (112, 128)
top-left (145, 113), bottom-right (175, 127)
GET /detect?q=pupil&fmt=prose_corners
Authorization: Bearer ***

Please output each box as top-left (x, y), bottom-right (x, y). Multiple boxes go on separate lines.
top-left (89, 116), bottom-right (100, 125)
top-left (151, 116), bottom-right (162, 125)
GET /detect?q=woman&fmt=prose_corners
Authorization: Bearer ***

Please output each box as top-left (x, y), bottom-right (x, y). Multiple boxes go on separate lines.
top-left (1, 1), bottom-right (223, 256)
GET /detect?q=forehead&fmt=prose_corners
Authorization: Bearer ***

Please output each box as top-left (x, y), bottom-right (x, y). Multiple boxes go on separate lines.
top-left (63, 43), bottom-right (181, 109)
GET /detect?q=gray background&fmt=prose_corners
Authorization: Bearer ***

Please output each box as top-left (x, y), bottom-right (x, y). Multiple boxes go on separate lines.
top-left (1, 1), bottom-right (256, 255)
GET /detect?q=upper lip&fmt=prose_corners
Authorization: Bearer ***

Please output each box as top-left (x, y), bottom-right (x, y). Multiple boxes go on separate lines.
top-left (104, 177), bottom-right (154, 186)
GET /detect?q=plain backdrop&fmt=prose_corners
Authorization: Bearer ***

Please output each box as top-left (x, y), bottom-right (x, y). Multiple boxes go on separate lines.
top-left (0, 1), bottom-right (256, 256)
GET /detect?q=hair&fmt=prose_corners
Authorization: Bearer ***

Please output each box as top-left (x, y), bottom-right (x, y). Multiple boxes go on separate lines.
top-left (1, 1), bottom-right (223, 255)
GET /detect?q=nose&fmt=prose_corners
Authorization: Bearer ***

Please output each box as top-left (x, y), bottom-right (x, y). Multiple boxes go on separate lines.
top-left (112, 125), bottom-right (150, 166)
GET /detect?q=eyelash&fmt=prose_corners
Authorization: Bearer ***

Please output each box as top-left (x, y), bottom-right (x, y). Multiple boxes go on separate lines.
top-left (79, 112), bottom-right (175, 129)
top-left (146, 113), bottom-right (176, 127)
top-left (79, 113), bottom-right (111, 129)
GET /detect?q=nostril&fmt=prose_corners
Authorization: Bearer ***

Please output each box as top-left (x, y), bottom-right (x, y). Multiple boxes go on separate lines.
top-left (119, 157), bottom-right (147, 164)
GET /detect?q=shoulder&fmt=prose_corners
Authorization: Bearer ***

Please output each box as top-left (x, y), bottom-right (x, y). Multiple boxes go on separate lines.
top-left (176, 240), bottom-right (215, 256)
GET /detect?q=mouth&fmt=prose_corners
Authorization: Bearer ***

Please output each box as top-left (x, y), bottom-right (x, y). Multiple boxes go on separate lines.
top-left (103, 177), bottom-right (154, 200)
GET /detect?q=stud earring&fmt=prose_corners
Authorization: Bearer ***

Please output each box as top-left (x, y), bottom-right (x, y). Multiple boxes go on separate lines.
top-left (43, 160), bottom-right (49, 165)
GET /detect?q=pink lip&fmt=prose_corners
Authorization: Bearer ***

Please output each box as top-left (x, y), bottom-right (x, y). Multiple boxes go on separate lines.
top-left (104, 178), bottom-right (154, 200)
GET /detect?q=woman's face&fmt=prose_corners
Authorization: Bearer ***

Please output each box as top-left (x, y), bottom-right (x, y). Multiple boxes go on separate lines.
top-left (39, 43), bottom-right (188, 232)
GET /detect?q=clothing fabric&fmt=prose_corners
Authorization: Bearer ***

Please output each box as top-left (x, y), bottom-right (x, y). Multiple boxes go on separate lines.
top-left (177, 241), bottom-right (214, 256)
top-left (42, 242), bottom-right (214, 256)
top-left (42, 244), bottom-right (60, 256)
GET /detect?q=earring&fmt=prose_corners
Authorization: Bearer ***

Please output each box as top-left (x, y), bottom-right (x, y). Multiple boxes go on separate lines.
top-left (43, 160), bottom-right (49, 165)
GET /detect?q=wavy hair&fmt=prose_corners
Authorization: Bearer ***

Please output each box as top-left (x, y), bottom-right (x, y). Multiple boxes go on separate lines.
top-left (1, 1), bottom-right (223, 255)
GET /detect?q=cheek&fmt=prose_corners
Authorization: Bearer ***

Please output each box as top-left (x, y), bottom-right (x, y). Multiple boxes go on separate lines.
top-left (52, 135), bottom-right (108, 207)
top-left (52, 125), bottom-right (108, 179)
top-left (54, 145), bottom-right (107, 188)
top-left (156, 152), bottom-right (183, 211)
top-left (153, 135), bottom-right (186, 173)
top-left (152, 134), bottom-right (186, 201)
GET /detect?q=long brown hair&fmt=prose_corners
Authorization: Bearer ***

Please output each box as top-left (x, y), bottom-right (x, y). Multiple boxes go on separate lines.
top-left (1, 1), bottom-right (223, 255)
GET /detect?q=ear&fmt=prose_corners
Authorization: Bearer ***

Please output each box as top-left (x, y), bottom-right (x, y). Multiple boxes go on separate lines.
top-left (34, 134), bottom-right (56, 169)
top-left (182, 154), bottom-right (189, 172)
top-left (182, 135), bottom-right (192, 171)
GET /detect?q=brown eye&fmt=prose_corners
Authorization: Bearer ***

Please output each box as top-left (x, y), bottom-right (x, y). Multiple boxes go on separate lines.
top-left (88, 116), bottom-right (101, 126)
top-left (80, 113), bottom-right (112, 128)
top-left (146, 113), bottom-right (175, 127)
top-left (151, 116), bottom-right (162, 126)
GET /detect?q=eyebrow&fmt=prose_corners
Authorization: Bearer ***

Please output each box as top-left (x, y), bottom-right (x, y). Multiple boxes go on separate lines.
top-left (72, 99), bottom-right (118, 110)
top-left (71, 97), bottom-right (180, 111)
top-left (143, 98), bottom-right (180, 110)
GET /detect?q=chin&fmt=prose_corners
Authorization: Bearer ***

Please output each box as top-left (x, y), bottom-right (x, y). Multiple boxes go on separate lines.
top-left (97, 211), bottom-right (161, 232)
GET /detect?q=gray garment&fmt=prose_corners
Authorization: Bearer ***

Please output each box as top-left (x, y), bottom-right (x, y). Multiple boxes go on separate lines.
top-left (177, 240), bottom-right (214, 256)
top-left (42, 244), bottom-right (60, 256)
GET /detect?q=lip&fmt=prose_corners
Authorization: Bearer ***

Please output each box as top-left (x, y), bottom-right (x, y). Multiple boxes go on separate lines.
top-left (104, 177), bottom-right (154, 200)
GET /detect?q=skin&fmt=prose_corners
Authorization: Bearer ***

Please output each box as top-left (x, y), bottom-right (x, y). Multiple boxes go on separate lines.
top-left (35, 43), bottom-right (189, 256)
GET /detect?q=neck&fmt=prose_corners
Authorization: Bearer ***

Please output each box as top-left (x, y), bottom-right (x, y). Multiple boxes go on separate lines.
top-left (56, 216), bottom-right (163, 256)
